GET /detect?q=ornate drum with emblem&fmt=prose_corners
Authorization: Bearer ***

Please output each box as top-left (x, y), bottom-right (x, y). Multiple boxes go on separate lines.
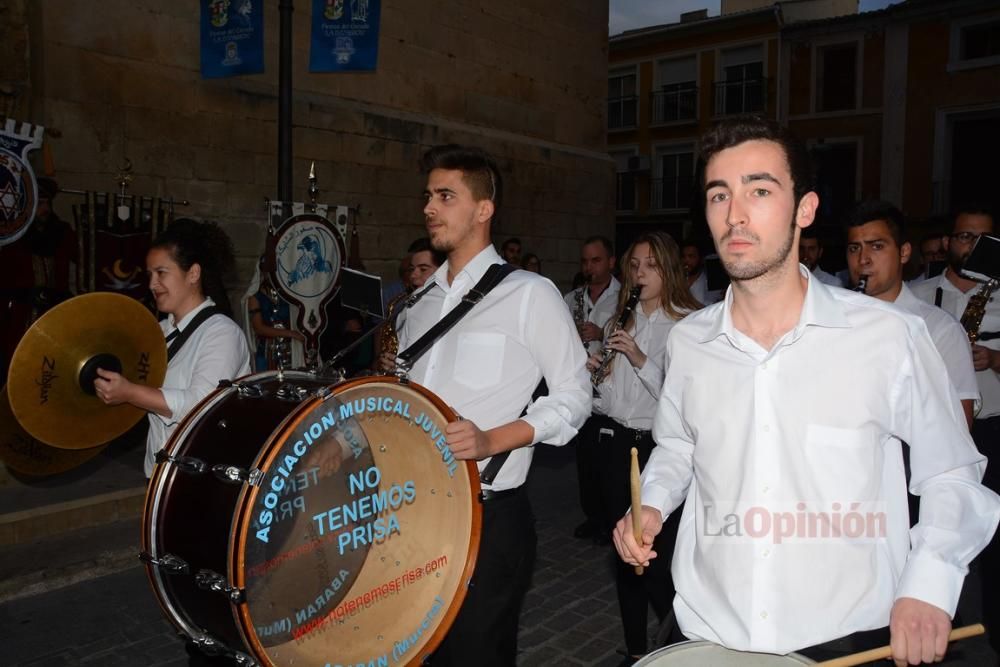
top-left (142, 372), bottom-right (481, 667)
top-left (635, 641), bottom-right (814, 665)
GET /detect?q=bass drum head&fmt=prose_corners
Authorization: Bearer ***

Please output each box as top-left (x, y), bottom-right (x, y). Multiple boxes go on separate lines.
top-left (636, 641), bottom-right (815, 666)
top-left (233, 376), bottom-right (481, 666)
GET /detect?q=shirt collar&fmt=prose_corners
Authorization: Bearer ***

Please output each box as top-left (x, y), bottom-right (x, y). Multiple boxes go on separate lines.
top-left (170, 297), bottom-right (215, 331)
top-left (894, 282), bottom-right (921, 309)
top-left (698, 264), bottom-right (852, 345)
top-left (426, 245), bottom-right (504, 293)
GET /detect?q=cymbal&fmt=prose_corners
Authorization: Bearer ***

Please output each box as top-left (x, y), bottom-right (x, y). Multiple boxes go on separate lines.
top-left (7, 292), bottom-right (167, 450)
top-left (0, 385), bottom-right (107, 476)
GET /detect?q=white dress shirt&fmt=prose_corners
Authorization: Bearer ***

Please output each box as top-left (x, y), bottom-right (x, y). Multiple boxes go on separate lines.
top-left (688, 270), bottom-right (724, 305)
top-left (592, 306), bottom-right (681, 431)
top-left (642, 269), bottom-right (1000, 654)
top-left (564, 275), bottom-right (621, 355)
top-left (399, 245), bottom-right (591, 491)
top-left (145, 299), bottom-right (251, 476)
top-left (894, 283), bottom-right (979, 402)
top-left (812, 266), bottom-right (843, 287)
top-left (912, 269), bottom-right (1000, 419)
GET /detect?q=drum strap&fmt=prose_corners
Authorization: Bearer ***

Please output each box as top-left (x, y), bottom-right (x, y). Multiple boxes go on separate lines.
top-left (396, 262), bottom-right (524, 486)
top-left (166, 306), bottom-right (223, 361)
top-left (480, 379), bottom-right (547, 485)
top-left (396, 263), bottom-right (518, 368)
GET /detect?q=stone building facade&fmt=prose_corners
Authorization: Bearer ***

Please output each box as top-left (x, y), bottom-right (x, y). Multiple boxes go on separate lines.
top-left (2, 0), bottom-right (612, 293)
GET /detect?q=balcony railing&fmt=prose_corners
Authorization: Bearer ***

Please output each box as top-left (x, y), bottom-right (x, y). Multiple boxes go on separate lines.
top-left (651, 177), bottom-right (695, 211)
top-left (651, 86), bottom-right (698, 123)
top-left (714, 77), bottom-right (768, 116)
top-left (616, 173), bottom-right (637, 211)
top-left (608, 95), bottom-right (638, 130)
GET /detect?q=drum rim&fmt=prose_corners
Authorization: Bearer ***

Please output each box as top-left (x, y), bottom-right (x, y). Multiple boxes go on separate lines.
top-left (230, 374), bottom-right (483, 666)
top-left (638, 640), bottom-right (815, 665)
top-left (140, 369), bottom-right (322, 644)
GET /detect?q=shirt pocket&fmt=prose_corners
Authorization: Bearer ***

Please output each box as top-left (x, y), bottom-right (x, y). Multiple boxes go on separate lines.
top-left (453, 332), bottom-right (506, 390)
top-left (804, 424), bottom-right (880, 502)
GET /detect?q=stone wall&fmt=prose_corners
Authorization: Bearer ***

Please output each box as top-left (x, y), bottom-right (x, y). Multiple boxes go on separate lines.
top-left (8, 0), bottom-right (613, 296)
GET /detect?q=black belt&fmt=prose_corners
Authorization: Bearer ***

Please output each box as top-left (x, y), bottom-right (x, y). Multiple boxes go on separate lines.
top-left (594, 414), bottom-right (651, 441)
top-left (479, 487), bottom-right (521, 502)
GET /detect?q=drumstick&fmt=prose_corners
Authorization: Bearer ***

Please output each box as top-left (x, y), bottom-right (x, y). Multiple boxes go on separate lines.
top-left (629, 447), bottom-right (643, 576)
top-left (812, 623), bottom-right (985, 667)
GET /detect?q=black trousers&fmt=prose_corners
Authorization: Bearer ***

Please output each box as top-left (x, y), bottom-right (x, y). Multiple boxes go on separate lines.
top-left (974, 415), bottom-right (1000, 656)
top-left (429, 490), bottom-right (536, 667)
top-left (575, 415), bottom-right (604, 528)
top-left (593, 415), bottom-right (680, 655)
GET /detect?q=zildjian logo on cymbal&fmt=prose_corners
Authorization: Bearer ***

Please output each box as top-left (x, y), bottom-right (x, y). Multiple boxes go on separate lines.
top-left (36, 356), bottom-right (57, 405)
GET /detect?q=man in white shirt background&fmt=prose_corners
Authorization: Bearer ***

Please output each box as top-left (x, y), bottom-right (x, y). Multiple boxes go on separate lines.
top-left (563, 236), bottom-right (621, 542)
top-left (681, 240), bottom-right (709, 305)
top-left (844, 200), bottom-right (978, 426)
top-left (398, 144), bottom-right (590, 666)
top-left (800, 226), bottom-right (844, 287)
top-left (911, 203), bottom-right (1000, 656)
top-left (613, 116), bottom-right (1000, 665)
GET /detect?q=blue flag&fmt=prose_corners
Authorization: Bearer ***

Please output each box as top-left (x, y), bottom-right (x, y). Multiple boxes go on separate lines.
top-left (309, 0), bottom-right (381, 72)
top-left (200, 0), bottom-right (264, 79)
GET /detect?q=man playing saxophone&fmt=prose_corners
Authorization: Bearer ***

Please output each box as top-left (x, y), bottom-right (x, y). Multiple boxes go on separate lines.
top-left (563, 235), bottom-right (621, 542)
top-left (911, 203), bottom-right (1000, 655)
top-left (375, 237), bottom-right (443, 370)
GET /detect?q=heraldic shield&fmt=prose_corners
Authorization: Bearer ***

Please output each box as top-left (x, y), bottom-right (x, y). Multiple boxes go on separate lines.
top-left (266, 211), bottom-right (347, 362)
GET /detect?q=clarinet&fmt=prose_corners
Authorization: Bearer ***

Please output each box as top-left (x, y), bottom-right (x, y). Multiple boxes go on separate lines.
top-left (591, 285), bottom-right (642, 388)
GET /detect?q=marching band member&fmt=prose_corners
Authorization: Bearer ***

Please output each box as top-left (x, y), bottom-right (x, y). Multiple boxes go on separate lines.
top-left (564, 236), bottom-right (621, 542)
top-left (398, 144), bottom-right (590, 666)
top-left (94, 219), bottom-right (250, 478)
top-left (589, 231), bottom-right (700, 665)
top-left (614, 116), bottom-right (1000, 665)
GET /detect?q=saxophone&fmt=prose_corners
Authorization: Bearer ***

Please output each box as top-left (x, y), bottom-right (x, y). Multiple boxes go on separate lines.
top-left (590, 286), bottom-right (642, 388)
top-left (572, 276), bottom-right (591, 345)
top-left (960, 278), bottom-right (999, 344)
top-left (377, 290), bottom-right (410, 360)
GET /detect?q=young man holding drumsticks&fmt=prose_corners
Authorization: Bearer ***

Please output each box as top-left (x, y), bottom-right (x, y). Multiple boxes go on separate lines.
top-left (613, 117), bottom-right (1000, 665)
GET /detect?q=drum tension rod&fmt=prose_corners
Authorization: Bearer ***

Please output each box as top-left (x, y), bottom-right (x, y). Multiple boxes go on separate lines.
top-left (155, 450), bottom-right (208, 475)
top-left (154, 451), bottom-right (261, 485)
top-left (187, 633), bottom-right (260, 667)
top-left (195, 569), bottom-right (246, 604)
top-left (218, 378), bottom-right (267, 398)
top-left (212, 464), bottom-right (264, 486)
top-left (138, 552), bottom-right (190, 575)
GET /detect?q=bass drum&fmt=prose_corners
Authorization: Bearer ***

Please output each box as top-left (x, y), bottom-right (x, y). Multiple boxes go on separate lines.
top-left (635, 641), bottom-right (814, 665)
top-left (142, 372), bottom-right (481, 666)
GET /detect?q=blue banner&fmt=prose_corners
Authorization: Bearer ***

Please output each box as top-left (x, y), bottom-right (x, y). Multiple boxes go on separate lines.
top-left (309, 0), bottom-right (381, 72)
top-left (200, 0), bottom-right (264, 79)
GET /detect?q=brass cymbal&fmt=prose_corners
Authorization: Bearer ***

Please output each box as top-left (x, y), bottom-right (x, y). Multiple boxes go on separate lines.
top-left (7, 292), bottom-right (167, 450)
top-left (0, 385), bottom-right (107, 476)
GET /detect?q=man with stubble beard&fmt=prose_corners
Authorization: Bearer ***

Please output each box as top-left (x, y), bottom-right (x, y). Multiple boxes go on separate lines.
top-left (395, 144), bottom-right (591, 666)
top-left (614, 117), bottom-right (999, 665)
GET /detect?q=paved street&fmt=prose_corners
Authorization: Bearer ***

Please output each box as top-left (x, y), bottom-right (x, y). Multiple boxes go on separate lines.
top-left (2, 443), bottom-right (996, 666)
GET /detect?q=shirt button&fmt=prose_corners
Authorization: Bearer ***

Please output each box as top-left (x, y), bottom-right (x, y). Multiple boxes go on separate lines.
top-left (762, 548), bottom-right (770, 557)
top-left (760, 611), bottom-right (768, 619)
top-left (762, 425), bottom-right (770, 432)
top-left (761, 362), bottom-right (768, 370)
top-left (762, 485), bottom-right (769, 494)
